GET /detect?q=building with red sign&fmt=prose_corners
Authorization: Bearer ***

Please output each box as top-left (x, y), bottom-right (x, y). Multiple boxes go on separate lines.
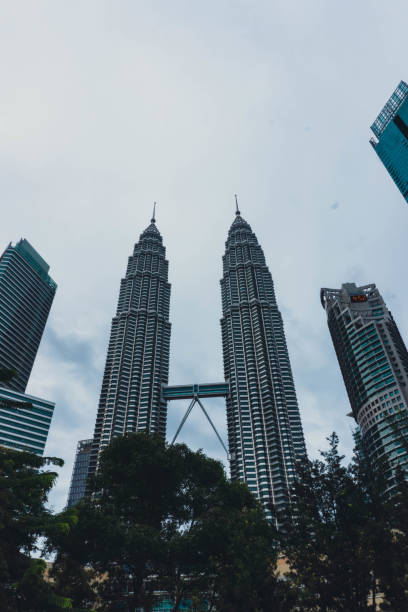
top-left (321, 283), bottom-right (408, 489)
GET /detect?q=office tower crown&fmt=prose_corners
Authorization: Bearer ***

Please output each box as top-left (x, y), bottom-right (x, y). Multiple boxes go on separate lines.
top-left (229, 211), bottom-right (251, 231)
top-left (370, 80), bottom-right (408, 203)
top-left (371, 81), bottom-right (408, 139)
top-left (221, 208), bottom-right (306, 520)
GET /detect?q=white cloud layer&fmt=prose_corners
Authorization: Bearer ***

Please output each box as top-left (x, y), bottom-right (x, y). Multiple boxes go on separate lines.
top-left (1, 0), bottom-right (408, 510)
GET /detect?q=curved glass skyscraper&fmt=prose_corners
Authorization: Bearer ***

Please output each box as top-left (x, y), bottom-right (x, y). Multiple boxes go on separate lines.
top-left (0, 239), bottom-right (57, 393)
top-left (89, 213), bottom-right (171, 476)
top-left (220, 207), bottom-right (306, 519)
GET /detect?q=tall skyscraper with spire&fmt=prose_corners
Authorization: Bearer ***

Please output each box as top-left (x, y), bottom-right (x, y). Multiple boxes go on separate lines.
top-left (220, 201), bottom-right (306, 519)
top-left (89, 208), bottom-right (171, 476)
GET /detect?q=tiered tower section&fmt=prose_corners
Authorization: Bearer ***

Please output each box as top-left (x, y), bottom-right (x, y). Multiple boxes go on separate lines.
top-left (89, 215), bottom-right (171, 476)
top-left (220, 209), bottom-right (306, 519)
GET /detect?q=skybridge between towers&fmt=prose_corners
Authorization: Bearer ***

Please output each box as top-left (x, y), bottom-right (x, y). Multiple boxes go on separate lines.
top-left (162, 382), bottom-right (230, 459)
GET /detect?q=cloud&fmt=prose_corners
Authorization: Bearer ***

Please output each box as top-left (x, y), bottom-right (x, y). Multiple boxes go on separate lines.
top-left (1, 0), bottom-right (408, 511)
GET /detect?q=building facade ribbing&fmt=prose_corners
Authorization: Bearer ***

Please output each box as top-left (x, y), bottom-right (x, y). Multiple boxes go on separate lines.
top-left (220, 210), bottom-right (306, 519)
top-left (0, 239), bottom-right (57, 393)
top-left (89, 216), bottom-right (171, 476)
top-left (370, 80), bottom-right (408, 203)
top-left (321, 283), bottom-right (408, 485)
top-left (66, 439), bottom-right (93, 507)
top-left (0, 386), bottom-right (55, 455)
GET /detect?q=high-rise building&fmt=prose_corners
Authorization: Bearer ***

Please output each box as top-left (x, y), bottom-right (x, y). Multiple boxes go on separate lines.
top-left (0, 239), bottom-right (57, 393)
top-left (370, 80), bottom-right (408, 203)
top-left (220, 205), bottom-right (306, 519)
top-left (66, 439), bottom-right (93, 507)
top-left (0, 386), bottom-right (55, 455)
top-left (89, 211), bottom-right (171, 477)
top-left (321, 283), bottom-right (408, 486)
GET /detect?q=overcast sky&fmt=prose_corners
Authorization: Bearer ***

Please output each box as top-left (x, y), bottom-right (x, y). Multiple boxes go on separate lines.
top-left (1, 1), bottom-right (408, 511)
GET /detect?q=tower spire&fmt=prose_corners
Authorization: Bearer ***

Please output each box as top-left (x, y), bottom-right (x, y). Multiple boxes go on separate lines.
top-left (151, 202), bottom-right (156, 223)
top-left (235, 194), bottom-right (240, 216)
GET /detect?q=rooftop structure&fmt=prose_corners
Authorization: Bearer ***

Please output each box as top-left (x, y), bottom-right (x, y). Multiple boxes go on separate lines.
top-left (370, 80), bottom-right (408, 203)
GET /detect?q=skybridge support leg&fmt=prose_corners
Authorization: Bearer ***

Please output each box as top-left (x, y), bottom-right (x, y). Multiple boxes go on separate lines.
top-left (196, 398), bottom-right (230, 460)
top-left (171, 398), bottom-right (196, 445)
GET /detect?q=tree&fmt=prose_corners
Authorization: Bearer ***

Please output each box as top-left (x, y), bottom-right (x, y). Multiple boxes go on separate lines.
top-left (0, 446), bottom-right (75, 611)
top-left (0, 366), bottom-right (17, 384)
top-left (190, 480), bottom-right (283, 611)
top-left (51, 433), bottom-right (279, 611)
top-left (375, 468), bottom-right (408, 610)
top-left (280, 432), bottom-right (408, 611)
top-left (281, 433), bottom-right (382, 611)
top-left (0, 367), bottom-right (34, 412)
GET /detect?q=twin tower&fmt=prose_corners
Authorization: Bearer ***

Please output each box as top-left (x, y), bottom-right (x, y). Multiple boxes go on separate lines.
top-left (89, 206), bottom-right (306, 518)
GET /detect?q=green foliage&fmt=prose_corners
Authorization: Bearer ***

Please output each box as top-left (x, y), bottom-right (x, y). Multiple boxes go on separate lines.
top-left (5, 428), bottom-right (408, 610)
top-left (280, 432), bottom-right (408, 611)
top-left (51, 433), bottom-right (278, 611)
top-left (375, 468), bottom-right (408, 610)
top-left (0, 446), bottom-right (75, 611)
top-left (16, 557), bottom-right (73, 611)
top-left (0, 366), bottom-right (17, 384)
top-left (190, 481), bottom-right (282, 611)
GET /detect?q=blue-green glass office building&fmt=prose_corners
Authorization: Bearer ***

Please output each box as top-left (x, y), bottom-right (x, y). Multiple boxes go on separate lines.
top-left (0, 386), bottom-right (55, 455)
top-left (370, 80), bottom-right (408, 203)
top-left (321, 283), bottom-right (408, 488)
top-left (0, 239), bottom-right (57, 393)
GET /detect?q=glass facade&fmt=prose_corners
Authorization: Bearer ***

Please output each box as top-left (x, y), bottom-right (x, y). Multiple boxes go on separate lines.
top-left (66, 439), bottom-right (93, 507)
top-left (89, 215), bottom-right (171, 477)
top-left (0, 239), bottom-right (57, 393)
top-left (370, 80), bottom-right (408, 203)
top-left (321, 283), bottom-right (408, 488)
top-left (0, 386), bottom-right (55, 455)
top-left (220, 210), bottom-right (306, 520)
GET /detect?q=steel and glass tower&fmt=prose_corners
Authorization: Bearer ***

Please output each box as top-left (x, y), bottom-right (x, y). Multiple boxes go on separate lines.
top-left (321, 283), bottom-right (408, 488)
top-left (0, 239), bottom-right (57, 393)
top-left (370, 80), bottom-right (408, 203)
top-left (89, 210), bottom-right (171, 476)
top-left (66, 439), bottom-right (93, 507)
top-left (220, 203), bottom-right (306, 519)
